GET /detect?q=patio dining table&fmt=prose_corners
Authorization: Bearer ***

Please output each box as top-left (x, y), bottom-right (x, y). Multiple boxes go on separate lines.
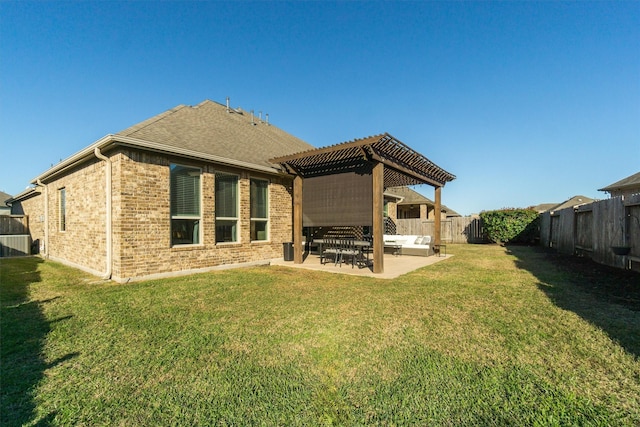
top-left (314, 239), bottom-right (371, 268)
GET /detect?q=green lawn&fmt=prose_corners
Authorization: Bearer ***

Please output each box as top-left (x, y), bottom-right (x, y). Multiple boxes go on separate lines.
top-left (2, 245), bottom-right (639, 426)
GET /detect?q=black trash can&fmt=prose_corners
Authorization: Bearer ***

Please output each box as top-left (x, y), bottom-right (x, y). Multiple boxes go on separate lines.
top-left (283, 242), bottom-right (294, 261)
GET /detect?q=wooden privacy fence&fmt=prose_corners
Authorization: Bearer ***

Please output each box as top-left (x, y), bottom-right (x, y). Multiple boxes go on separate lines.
top-left (0, 215), bottom-right (28, 235)
top-left (396, 217), bottom-right (486, 244)
top-left (0, 215), bottom-right (31, 257)
top-left (540, 194), bottom-right (640, 271)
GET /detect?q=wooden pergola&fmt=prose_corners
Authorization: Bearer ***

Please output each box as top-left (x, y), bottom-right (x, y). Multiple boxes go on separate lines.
top-left (270, 133), bottom-right (455, 273)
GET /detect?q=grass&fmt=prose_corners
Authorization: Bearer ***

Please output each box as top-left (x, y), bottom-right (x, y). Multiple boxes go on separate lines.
top-left (1, 244), bottom-right (639, 426)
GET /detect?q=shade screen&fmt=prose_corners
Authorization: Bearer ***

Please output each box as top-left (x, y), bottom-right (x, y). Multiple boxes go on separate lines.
top-left (302, 172), bottom-right (372, 227)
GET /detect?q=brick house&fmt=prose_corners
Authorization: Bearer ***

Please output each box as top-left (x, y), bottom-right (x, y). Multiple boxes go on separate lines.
top-left (11, 100), bottom-right (314, 281)
top-left (11, 99), bottom-right (455, 280)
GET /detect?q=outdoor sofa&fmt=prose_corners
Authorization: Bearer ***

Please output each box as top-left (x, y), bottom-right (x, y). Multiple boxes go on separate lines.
top-left (383, 234), bottom-right (432, 256)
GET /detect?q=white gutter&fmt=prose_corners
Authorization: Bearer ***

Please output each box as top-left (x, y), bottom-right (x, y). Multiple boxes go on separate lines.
top-left (94, 147), bottom-right (112, 280)
top-left (36, 179), bottom-right (48, 257)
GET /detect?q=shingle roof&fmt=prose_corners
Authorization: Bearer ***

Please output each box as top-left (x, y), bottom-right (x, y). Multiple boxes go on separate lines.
top-left (551, 195), bottom-right (595, 211)
top-left (386, 186), bottom-right (434, 205)
top-left (598, 171), bottom-right (640, 193)
top-left (0, 191), bottom-right (12, 206)
top-left (532, 203), bottom-right (558, 213)
top-left (116, 100), bottom-right (314, 171)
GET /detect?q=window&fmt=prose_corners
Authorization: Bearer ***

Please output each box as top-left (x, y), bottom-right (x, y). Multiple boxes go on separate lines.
top-left (58, 188), bottom-right (66, 231)
top-left (215, 173), bottom-right (238, 243)
top-left (250, 178), bottom-right (269, 241)
top-left (170, 164), bottom-right (201, 245)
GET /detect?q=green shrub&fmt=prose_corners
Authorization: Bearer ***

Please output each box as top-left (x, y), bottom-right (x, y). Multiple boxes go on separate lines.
top-left (480, 209), bottom-right (540, 244)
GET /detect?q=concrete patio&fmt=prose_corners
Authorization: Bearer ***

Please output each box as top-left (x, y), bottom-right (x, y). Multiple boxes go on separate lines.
top-left (271, 252), bottom-right (453, 279)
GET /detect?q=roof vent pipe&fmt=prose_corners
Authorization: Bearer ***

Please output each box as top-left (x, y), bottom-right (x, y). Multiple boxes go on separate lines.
top-left (250, 110), bottom-right (256, 125)
top-left (226, 97), bottom-right (230, 113)
top-left (266, 113), bottom-right (269, 125)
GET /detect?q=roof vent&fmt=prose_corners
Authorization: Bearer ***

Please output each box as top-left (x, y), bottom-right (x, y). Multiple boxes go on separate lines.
top-left (265, 113), bottom-right (270, 126)
top-left (250, 110), bottom-right (256, 125)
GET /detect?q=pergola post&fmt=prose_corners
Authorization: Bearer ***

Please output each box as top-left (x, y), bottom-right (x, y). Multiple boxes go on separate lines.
top-left (293, 175), bottom-right (303, 264)
top-left (372, 162), bottom-right (384, 273)
top-left (434, 186), bottom-right (442, 246)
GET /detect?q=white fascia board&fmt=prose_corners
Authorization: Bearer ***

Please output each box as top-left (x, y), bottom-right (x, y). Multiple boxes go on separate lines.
top-left (31, 135), bottom-right (115, 184)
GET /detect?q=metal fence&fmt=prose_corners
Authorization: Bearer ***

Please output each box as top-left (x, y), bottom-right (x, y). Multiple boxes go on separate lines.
top-left (0, 235), bottom-right (32, 257)
top-left (540, 194), bottom-right (640, 271)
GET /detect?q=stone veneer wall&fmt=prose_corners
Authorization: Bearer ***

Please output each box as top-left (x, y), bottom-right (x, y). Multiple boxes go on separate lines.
top-left (111, 148), bottom-right (293, 282)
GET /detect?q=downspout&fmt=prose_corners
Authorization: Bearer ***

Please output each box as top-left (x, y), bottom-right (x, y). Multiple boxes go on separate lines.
top-left (94, 148), bottom-right (112, 279)
top-left (36, 179), bottom-right (48, 257)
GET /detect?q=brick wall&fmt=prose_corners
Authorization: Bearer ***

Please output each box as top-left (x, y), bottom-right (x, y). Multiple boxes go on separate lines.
top-left (42, 159), bottom-right (108, 275)
top-left (112, 148), bottom-right (293, 281)
top-left (14, 148), bottom-right (294, 281)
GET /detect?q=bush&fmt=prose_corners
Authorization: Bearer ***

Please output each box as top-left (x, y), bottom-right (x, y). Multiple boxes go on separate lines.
top-left (480, 209), bottom-right (540, 245)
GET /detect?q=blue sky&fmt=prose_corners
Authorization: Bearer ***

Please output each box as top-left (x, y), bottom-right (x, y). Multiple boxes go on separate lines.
top-left (1, 1), bottom-right (638, 215)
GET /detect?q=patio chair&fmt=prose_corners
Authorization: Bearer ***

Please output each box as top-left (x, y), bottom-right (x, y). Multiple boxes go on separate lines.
top-left (340, 239), bottom-right (362, 268)
top-left (322, 239), bottom-right (342, 266)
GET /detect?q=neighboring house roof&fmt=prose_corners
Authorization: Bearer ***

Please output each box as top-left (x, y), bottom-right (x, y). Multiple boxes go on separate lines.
top-left (532, 203), bottom-right (558, 213)
top-left (0, 191), bottom-right (11, 206)
top-left (598, 171), bottom-right (640, 194)
top-left (386, 186), bottom-right (461, 216)
top-left (386, 186), bottom-right (434, 206)
top-left (550, 195), bottom-right (595, 212)
top-left (442, 206), bottom-right (461, 217)
top-left (532, 196), bottom-right (596, 213)
top-left (31, 100), bottom-right (314, 185)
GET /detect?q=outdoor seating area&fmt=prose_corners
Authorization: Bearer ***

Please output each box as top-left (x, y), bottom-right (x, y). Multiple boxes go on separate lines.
top-left (272, 249), bottom-right (451, 279)
top-left (316, 238), bottom-right (371, 268)
top-left (383, 234), bottom-right (432, 256)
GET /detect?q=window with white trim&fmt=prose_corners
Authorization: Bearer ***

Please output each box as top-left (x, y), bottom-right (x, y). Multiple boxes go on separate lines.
top-left (250, 178), bottom-right (269, 241)
top-left (58, 187), bottom-right (66, 231)
top-left (170, 164), bottom-right (201, 245)
top-left (215, 172), bottom-right (239, 243)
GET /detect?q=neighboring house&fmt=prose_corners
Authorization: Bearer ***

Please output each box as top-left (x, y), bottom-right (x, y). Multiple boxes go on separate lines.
top-left (385, 186), bottom-right (460, 220)
top-left (598, 171), bottom-right (640, 198)
top-left (531, 203), bottom-right (558, 214)
top-left (0, 191), bottom-right (11, 215)
top-left (11, 99), bottom-right (455, 280)
top-left (533, 195), bottom-right (596, 213)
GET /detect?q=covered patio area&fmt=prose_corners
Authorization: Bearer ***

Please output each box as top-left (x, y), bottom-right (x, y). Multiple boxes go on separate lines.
top-left (271, 133), bottom-right (455, 275)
